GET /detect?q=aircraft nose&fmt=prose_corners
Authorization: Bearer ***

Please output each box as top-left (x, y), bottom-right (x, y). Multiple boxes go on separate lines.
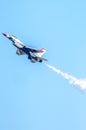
top-left (2, 33), bottom-right (8, 37)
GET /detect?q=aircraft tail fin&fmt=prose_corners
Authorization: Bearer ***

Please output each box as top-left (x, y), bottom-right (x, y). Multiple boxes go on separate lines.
top-left (36, 48), bottom-right (46, 57)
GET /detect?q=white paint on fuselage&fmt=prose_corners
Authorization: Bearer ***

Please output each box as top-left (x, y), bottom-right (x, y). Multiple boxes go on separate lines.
top-left (11, 36), bottom-right (24, 48)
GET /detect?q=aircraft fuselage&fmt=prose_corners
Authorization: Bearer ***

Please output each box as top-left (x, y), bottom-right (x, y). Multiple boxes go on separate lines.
top-left (2, 33), bottom-right (47, 63)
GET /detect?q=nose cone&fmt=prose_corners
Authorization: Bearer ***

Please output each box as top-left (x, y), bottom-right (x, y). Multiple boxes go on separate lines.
top-left (2, 33), bottom-right (8, 37)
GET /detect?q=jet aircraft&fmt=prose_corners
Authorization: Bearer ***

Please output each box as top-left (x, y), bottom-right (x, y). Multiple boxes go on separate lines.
top-left (2, 33), bottom-right (47, 63)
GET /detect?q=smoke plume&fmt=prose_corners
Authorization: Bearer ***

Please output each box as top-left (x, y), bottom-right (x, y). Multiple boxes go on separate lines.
top-left (45, 64), bottom-right (86, 90)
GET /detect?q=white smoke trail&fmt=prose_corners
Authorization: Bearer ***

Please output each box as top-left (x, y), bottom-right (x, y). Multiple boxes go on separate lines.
top-left (45, 63), bottom-right (86, 90)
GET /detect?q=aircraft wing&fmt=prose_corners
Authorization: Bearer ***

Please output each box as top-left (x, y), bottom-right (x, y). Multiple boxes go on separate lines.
top-left (16, 49), bottom-right (25, 55)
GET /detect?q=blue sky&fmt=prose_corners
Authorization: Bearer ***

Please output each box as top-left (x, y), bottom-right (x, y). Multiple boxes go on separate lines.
top-left (0, 0), bottom-right (86, 130)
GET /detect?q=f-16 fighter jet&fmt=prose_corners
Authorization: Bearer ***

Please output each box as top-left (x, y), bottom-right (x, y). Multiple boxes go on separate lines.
top-left (2, 33), bottom-right (47, 63)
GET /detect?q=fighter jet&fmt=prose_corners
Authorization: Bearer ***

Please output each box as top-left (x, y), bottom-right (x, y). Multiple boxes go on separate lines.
top-left (2, 33), bottom-right (47, 63)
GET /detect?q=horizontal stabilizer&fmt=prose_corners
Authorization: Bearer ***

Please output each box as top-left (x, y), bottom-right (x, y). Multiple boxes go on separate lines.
top-left (38, 57), bottom-right (48, 62)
